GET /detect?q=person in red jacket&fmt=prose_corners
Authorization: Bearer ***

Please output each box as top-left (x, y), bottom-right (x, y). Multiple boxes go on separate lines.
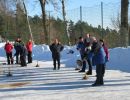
top-left (26, 39), bottom-right (33, 63)
top-left (4, 40), bottom-right (14, 64)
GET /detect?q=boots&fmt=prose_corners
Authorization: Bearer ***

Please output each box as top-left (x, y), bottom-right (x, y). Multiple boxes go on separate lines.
top-left (86, 70), bottom-right (92, 75)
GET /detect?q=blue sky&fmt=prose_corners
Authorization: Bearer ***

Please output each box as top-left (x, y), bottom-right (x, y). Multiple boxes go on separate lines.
top-left (25, 0), bottom-right (125, 28)
top-left (67, 0), bottom-right (120, 9)
top-left (26, 0), bottom-right (120, 16)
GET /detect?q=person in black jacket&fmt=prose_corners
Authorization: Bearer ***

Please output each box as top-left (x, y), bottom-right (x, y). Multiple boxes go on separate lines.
top-left (49, 39), bottom-right (64, 70)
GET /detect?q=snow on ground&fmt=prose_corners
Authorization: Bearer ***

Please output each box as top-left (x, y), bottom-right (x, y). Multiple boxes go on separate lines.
top-left (0, 43), bottom-right (130, 100)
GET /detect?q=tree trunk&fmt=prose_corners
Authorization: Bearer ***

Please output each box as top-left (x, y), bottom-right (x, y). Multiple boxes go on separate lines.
top-left (23, 1), bottom-right (34, 44)
top-left (120, 0), bottom-right (129, 46)
top-left (61, 0), bottom-right (69, 45)
top-left (39, 0), bottom-right (48, 44)
top-left (61, 0), bottom-right (66, 22)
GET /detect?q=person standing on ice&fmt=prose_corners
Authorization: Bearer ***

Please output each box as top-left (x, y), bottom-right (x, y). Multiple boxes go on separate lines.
top-left (26, 39), bottom-right (33, 63)
top-left (99, 39), bottom-right (109, 76)
top-left (4, 40), bottom-right (14, 64)
top-left (20, 43), bottom-right (27, 67)
top-left (14, 38), bottom-right (23, 64)
top-left (82, 33), bottom-right (92, 75)
top-left (49, 38), bottom-right (64, 70)
top-left (88, 37), bottom-right (106, 86)
top-left (76, 36), bottom-right (86, 71)
top-left (14, 38), bottom-right (20, 64)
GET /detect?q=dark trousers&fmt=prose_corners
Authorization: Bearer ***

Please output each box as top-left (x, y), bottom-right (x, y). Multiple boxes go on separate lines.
top-left (15, 51), bottom-right (20, 64)
top-left (102, 64), bottom-right (105, 76)
top-left (6, 52), bottom-right (13, 64)
top-left (53, 56), bottom-right (60, 69)
top-left (81, 59), bottom-right (92, 72)
top-left (95, 64), bottom-right (104, 84)
top-left (87, 59), bottom-right (92, 72)
top-left (27, 51), bottom-right (32, 63)
top-left (20, 55), bottom-right (27, 67)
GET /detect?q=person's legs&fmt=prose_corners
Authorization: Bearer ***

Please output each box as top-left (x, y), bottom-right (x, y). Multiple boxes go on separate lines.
top-left (20, 56), bottom-right (24, 66)
top-left (92, 64), bottom-right (104, 86)
top-left (86, 59), bottom-right (92, 75)
top-left (80, 60), bottom-right (86, 72)
top-left (9, 52), bottom-right (13, 64)
top-left (102, 63), bottom-right (105, 76)
top-left (23, 56), bottom-right (27, 66)
top-left (30, 52), bottom-right (32, 63)
top-left (53, 58), bottom-right (56, 70)
top-left (57, 56), bottom-right (60, 70)
top-left (6, 53), bottom-right (10, 64)
top-left (28, 51), bottom-right (32, 63)
top-left (27, 52), bottom-right (29, 63)
top-left (100, 64), bottom-right (104, 84)
top-left (15, 51), bottom-right (20, 64)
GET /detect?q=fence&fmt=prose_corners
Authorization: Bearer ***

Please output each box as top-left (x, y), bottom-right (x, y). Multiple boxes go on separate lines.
top-left (45, 1), bottom-right (130, 48)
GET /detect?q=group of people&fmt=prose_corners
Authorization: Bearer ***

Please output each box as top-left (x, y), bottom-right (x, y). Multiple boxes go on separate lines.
top-left (4, 38), bottom-right (33, 67)
top-left (4, 37), bottom-right (63, 70)
top-left (48, 36), bottom-right (109, 86)
top-left (76, 33), bottom-right (109, 86)
top-left (4, 35), bottom-right (109, 86)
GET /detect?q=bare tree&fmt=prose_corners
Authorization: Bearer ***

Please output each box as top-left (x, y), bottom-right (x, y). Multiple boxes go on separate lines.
top-left (22, 0), bottom-right (34, 43)
top-left (120, 0), bottom-right (129, 46)
top-left (60, 0), bottom-right (69, 44)
top-left (111, 12), bottom-right (121, 31)
top-left (39, 0), bottom-right (48, 44)
top-left (61, 0), bottom-right (66, 23)
top-left (39, 0), bottom-right (59, 44)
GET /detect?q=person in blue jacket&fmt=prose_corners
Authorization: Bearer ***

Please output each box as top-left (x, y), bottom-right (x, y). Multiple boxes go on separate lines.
top-left (77, 37), bottom-right (86, 60)
top-left (90, 37), bottom-right (106, 86)
top-left (76, 37), bottom-right (86, 72)
top-left (77, 36), bottom-right (92, 74)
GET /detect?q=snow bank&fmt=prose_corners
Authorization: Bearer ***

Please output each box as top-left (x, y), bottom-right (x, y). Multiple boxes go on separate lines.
top-left (107, 47), bottom-right (130, 73)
